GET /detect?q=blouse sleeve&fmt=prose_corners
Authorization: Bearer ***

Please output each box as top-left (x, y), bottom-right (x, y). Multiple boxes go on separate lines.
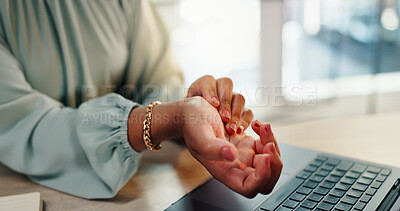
top-left (120, 0), bottom-right (185, 106)
top-left (0, 39), bottom-right (142, 199)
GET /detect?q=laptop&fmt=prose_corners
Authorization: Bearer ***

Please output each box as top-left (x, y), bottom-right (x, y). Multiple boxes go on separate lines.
top-left (165, 143), bottom-right (400, 211)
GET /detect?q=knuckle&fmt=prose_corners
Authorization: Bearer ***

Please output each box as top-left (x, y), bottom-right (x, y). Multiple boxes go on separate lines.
top-left (202, 75), bottom-right (215, 82)
top-left (217, 77), bottom-right (233, 87)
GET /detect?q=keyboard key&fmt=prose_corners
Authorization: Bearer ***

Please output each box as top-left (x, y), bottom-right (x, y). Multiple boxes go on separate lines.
top-left (316, 154), bottom-right (328, 162)
top-left (353, 201), bottom-right (366, 210)
top-left (297, 171), bottom-right (312, 180)
top-left (308, 193), bottom-right (324, 202)
top-left (347, 189), bottom-right (363, 198)
top-left (300, 200), bottom-right (317, 209)
top-left (336, 161), bottom-right (354, 171)
top-left (323, 195), bottom-right (340, 204)
top-left (295, 207), bottom-right (311, 211)
top-left (336, 182), bottom-right (351, 191)
top-left (310, 159), bottom-right (323, 167)
top-left (297, 186), bottom-right (312, 195)
top-left (320, 180), bottom-right (335, 189)
top-left (360, 194), bottom-right (372, 203)
top-left (335, 202), bottom-right (353, 211)
top-left (361, 172), bottom-right (377, 179)
top-left (350, 164), bottom-right (367, 173)
top-left (381, 168), bottom-right (391, 176)
top-left (330, 189), bottom-right (346, 198)
top-left (290, 193), bottom-right (306, 202)
top-left (376, 174), bottom-right (387, 182)
top-left (316, 169), bottom-right (330, 177)
top-left (304, 165), bottom-right (318, 172)
top-left (331, 169), bottom-right (346, 177)
top-left (341, 177), bottom-right (356, 185)
top-left (366, 166), bottom-right (381, 174)
top-left (309, 175), bottom-right (324, 183)
top-left (353, 183), bottom-right (368, 191)
top-left (357, 177), bottom-right (373, 185)
top-left (365, 187), bottom-right (377, 195)
top-left (341, 195), bottom-right (358, 205)
top-left (260, 178), bottom-right (303, 211)
top-left (326, 158), bottom-right (341, 166)
top-left (317, 202), bottom-right (334, 210)
top-left (321, 164), bottom-right (335, 171)
top-left (345, 171), bottom-right (361, 179)
top-left (314, 187), bottom-right (330, 195)
top-left (326, 175), bottom-right (341, 183)
top-left (276, 207), bottom-right (292, 211)
top-left (282, 199), bottom-right (299, 209)
top-left (303, 181), bottom-right (318, 189)
top-left (371, 181), bottom-right (382, 189)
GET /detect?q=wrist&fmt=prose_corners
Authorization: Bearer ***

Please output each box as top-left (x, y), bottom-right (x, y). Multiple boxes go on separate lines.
top-left (127, 101), bottom-right (184, 152)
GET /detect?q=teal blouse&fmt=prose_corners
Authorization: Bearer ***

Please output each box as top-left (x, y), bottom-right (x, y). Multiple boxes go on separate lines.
top-left (0, 0), bottom-right (183, 199)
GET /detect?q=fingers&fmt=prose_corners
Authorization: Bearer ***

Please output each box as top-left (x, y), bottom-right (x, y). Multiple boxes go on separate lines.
top-left (188, 75), bottom-right (253, 135)
top-left (260, 123), bottom-right (280, 156)
top-left (252, 121), bottom-right (280, 156)
top-left (253, 120), bottom-right (282, 192)
top-left (237, 109), bottom-right (253, 134)
top-left (187, 75), bottom-right (220, 107)
top-left (216, 77), bottom-right (233, 122)
top-left (189, 137), bottom-right (238, 162)
top-left (251, 120), bottom-right (262, 136)
top-left (253, 154), bottom-right (272, 180)
top-left (239, 154), bottom-right (272, 198)
top-left (261, 143), bottom-right (283, 194)
top-left (226, 94), bottom-right (245, 135)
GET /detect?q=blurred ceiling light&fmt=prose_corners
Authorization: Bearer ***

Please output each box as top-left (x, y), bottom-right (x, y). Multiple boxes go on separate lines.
top-left (381, 8), bottom-right (399, 31)
top-left (303, 0), bottom-right (321, 35)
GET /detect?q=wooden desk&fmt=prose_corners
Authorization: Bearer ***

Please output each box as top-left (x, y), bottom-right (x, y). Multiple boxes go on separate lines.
top-left (0, 112), bottom-right (399, 210)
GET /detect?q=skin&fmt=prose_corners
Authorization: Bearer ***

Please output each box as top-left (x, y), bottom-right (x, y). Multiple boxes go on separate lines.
top-left (187, 75), bottom-right (254, 135)
top-left (127, 97), bottom-right (283, 197)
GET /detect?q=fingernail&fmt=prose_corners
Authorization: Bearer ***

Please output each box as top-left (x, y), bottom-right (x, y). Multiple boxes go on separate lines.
top-left (237, 126), bottom-right (245, 134)
top-left (269, 143), bottom-right (276, 154)
top-left (265, 123), bottom-right (272, 134)
top-left (230, 123), bottom-right (237, 133)
top-left (222, 146), bottom-right (235, 161)
top-left (221, 109), bottom-right (231, 122)
top-left (211, 97), bottom-right (219, 106)
top-left (254, 120), bottom-right (261, 128)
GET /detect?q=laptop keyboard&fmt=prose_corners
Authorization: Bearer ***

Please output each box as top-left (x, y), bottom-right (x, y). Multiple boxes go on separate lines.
top-left (258, 154), bottom-right (392, 211)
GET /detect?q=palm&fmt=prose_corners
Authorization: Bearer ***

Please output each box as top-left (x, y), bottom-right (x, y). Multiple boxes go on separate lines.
top-left (181, 97), bottom-right (282, 197)
top-left (208, 133), bottom-right (257, 178)
top-left (194, 133), bottom-right (270, 197)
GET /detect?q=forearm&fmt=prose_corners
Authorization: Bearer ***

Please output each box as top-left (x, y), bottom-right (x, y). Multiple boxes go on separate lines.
top-left (128, 101), bottom-right (183, 151)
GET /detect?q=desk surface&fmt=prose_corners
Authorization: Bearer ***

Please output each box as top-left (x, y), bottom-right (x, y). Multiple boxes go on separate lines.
top-left (1, 112), bottom-right (399, 210)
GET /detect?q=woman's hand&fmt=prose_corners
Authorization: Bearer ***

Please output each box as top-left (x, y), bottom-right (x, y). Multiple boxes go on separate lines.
top-left (128, 96), bottom-right (282, 197)
top-left (180, 97), bottom-right (282, 197)
top-left (187, 75), bottom-right (253, 135)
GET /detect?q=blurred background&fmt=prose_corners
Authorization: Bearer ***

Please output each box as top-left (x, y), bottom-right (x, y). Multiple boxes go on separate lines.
top-left (152, 0), bottom-right (400, 126)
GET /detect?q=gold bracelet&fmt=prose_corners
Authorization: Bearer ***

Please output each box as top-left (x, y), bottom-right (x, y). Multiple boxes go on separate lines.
top-left (143, 101), bottom-right (162, 151)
